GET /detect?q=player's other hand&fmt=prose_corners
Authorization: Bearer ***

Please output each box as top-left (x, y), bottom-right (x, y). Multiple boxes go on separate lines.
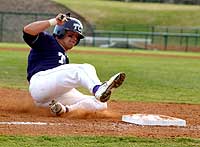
top-left (56, 13), bottom-right (69, 25)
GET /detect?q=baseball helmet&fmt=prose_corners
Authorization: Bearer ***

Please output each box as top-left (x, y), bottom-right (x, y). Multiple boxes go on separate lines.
top-left (53, 17), bottom-right (84, 45)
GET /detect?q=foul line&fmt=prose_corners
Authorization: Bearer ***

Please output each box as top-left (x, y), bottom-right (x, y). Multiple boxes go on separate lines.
top-left (0, 121), bottom-right (65, 126)
top-left (0, 122), bottom-right (48, 125)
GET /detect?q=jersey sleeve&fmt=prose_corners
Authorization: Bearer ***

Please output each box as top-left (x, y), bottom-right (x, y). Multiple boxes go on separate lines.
top-left (23, 31), bottom-right (49, 49)
top-left (23, 31), bottom-right (39, 47)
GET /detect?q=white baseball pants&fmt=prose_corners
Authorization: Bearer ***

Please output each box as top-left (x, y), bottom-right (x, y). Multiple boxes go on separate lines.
top-left (29, 63), bottom-right (107, 112)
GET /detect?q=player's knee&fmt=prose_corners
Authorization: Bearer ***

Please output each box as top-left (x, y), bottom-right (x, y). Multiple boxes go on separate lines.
top-left (82, 63), bottom-right (96, 70)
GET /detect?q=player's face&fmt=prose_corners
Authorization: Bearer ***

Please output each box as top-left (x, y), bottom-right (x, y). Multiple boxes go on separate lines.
top-left (58, 31), bottom-right (79, 51)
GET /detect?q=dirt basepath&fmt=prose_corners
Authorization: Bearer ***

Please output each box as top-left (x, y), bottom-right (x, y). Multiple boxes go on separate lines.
top-left (0, 88), bottom-right (199, 138)
top-left (1, 47), bottom-right (200, 59)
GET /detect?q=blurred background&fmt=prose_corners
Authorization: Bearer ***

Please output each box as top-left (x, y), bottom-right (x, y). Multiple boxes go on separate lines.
top-left (1, 0), bottom-right (200, 52)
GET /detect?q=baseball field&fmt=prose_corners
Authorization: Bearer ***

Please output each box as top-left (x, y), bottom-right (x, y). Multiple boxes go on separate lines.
top-left (0, 43), bottom-right (200, 146)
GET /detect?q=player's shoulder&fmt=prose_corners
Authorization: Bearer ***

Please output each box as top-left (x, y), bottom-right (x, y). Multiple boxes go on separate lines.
top-left (40, 31), bottom-right (55, 41)
top-left (41, 31), bottom-right (52, 37)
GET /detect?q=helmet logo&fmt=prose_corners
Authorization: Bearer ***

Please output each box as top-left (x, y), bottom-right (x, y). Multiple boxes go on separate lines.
top-left (73, 23), bottom-right (82, 33)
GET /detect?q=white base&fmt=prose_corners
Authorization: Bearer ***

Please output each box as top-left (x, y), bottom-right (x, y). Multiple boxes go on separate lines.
top-left (122, 114), bottom-right (186, 127)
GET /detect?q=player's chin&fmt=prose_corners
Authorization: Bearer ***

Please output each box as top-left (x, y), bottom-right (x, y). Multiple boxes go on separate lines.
top-left (65, 46), bottom-right (73, 51)
top-left (65, 43), bottom-right (75, 51)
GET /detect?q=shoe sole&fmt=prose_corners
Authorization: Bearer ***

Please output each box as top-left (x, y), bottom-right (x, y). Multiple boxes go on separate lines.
top-left (100, 72), bottom-right (126, 102)
top-left (51, 103), bottom-right (62, 114)
top-left (50, 100), bottom-right (65, 116)
top-left (50, 100), bottom-right (69, 116)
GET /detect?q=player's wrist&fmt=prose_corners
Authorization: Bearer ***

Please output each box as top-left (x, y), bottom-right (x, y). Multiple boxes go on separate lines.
top-left (48, 18), bottom-right (57, 26)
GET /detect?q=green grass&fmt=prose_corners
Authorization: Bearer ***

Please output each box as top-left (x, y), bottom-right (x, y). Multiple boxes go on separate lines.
top-left (0, 50), bottom-right (28, 89)
top-left (0, 42), bottom-right (29, 48)
top-left (0, 43), bottom-right (200, 104)
top-left (0, 135), bottom-right (199, 147)
top-left (53, 0), bottom-right (200, 31)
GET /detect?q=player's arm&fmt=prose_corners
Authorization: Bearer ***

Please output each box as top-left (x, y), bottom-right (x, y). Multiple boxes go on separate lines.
top-left (23, 20), bottom-right (52, 36)
top-left (23, 13), bottom-right (67, 35)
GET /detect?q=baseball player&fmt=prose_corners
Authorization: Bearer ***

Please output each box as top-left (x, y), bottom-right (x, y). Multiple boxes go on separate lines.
top-left (23, 13), bottom-right (126, 116)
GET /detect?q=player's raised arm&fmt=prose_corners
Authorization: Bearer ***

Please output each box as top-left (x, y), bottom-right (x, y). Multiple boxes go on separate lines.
top-left (23, 13), bottom-right (68, 35)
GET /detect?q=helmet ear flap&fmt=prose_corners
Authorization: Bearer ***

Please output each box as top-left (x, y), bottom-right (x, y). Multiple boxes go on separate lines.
top-left (57, 30), bottom-right (66, 39)
top-left (53, 26), bottom-right (66, 39)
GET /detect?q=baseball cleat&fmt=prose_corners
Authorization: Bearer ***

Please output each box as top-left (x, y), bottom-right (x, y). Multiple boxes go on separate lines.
top-left (95, 72), bottom-right (126, 102)
top-left (49, 100), bottom-right (68, 116)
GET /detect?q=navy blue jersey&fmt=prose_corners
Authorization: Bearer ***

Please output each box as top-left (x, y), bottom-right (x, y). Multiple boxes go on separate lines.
top-left (23, 31), bottom-right (69, 81)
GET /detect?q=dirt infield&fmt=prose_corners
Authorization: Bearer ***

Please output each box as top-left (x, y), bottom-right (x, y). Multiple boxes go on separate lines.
top-left (0, 88), bottom-right (199, 138)
top-left (1, 47), bottom-right (200, 60)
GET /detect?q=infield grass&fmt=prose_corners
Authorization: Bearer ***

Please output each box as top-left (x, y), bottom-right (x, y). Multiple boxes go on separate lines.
top-left (0, 135), bottom-right (199, 147)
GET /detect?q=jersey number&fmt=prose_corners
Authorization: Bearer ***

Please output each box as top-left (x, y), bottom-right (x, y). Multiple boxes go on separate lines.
top-left (58, 52), bottom-right (66, 64)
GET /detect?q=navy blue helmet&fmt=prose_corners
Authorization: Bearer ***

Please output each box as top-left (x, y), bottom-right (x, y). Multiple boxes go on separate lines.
top-left (53, 17), bottom-right (84, 45)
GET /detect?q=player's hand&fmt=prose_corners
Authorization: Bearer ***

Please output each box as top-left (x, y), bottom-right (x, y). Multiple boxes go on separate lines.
top-left (56, 13), bottom-right (69, 25)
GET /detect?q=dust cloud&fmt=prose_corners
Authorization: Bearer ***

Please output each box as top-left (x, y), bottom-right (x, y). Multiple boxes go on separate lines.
top-left (0, 88), bottom-right (122, 119)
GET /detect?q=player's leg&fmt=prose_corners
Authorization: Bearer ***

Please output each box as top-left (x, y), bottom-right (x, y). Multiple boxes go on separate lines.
top-left (56, 88), bottom-right (94, 105)
top-left (29, 63), bottom-right (125, 108)
top-left (94, 72), bottom-right (126, 102)
top-left (29, 63), bottom-right (100, 105)
top-left (76, 63), bottom-right (126, 102)
top-left (57, 88), bottom-right (107, 112)
top-left (49, 88), bottom-right (107, 116)
top-left (52, 63), bottom-right (126, 98)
